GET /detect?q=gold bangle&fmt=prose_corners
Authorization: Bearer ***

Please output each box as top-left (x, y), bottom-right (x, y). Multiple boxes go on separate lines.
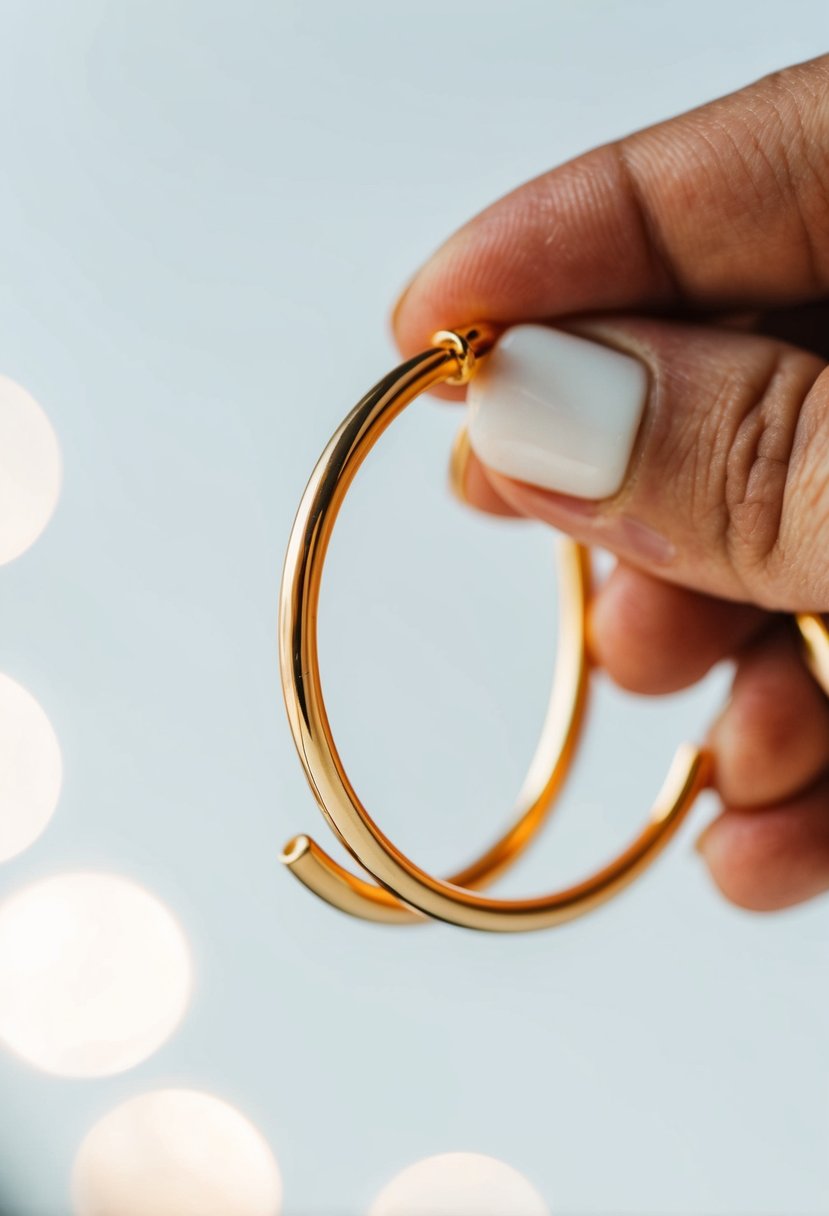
top-left (278, 325), bottom-right (709, 933)
top-left (282, 535), bottom-right (590, 923)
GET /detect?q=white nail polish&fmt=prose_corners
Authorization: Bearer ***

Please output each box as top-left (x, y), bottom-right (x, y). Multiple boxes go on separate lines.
top-left (467, 324), bottom-right (648, 499)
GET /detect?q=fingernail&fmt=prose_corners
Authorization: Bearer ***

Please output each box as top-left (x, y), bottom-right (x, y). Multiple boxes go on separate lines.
top-left (467, 324), bottom-right (648, 499)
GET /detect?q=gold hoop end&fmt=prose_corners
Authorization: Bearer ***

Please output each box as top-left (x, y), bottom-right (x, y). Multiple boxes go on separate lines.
top-left (281, 834), bottom-right (312, 865)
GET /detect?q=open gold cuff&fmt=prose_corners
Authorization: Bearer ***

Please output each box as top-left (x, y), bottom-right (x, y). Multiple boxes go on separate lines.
top-left (278, 325), bottom-right (828, 933)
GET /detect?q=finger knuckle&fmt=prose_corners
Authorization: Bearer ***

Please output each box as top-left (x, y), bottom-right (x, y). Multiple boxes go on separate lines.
top-left (721, 346), bottom-right (821, 599)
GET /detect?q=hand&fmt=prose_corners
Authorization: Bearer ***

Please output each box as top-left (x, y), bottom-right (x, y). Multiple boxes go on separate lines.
top-left (392, 55), bottom-right (829, 914)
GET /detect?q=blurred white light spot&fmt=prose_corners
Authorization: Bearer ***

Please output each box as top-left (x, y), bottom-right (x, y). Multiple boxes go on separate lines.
top-left (0, 673), bottom-right (62, 861)
top-left (0, 374), bottom-right (61, 564)
top-left (72, 1089), bottom-right (283, 1216)
top-left (0, 873), bottom-right (191, 1076)
top-left (369, 1152), bottom-right (549, 1216)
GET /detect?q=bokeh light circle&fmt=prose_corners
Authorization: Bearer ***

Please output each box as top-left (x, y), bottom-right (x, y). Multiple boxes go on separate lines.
top-left (0, 872), bottom-right (192, 1076)
top-left (369, 1152), bottom-right (549, 1216)
top-left (72, 1089), bottom-right (283, 1216)
top-left (0, 374), bottom-right (61, 564)
top-left (0, 672), bottom-right (62, 861)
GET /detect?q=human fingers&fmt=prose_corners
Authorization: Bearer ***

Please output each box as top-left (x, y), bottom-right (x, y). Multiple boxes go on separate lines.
top-left (697, 777), bottom-right (829, 912)
top-left (708, 625), bottom-right (829, 809)
top-left (472, 317), bottom-right (828, 610)
top-left (394, 55), bottom-right (829, 377)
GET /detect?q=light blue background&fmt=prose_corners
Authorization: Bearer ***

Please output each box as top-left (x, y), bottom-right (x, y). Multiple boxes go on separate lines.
top-left (0, 2), bottom-right (827, 1213)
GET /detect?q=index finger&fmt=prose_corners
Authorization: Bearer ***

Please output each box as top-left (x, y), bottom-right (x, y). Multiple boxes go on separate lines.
top-left (393, 55), bottom-right (829, 358)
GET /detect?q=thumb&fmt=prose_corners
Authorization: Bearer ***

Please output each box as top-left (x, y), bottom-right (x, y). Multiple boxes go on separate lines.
top-left (466, 320), bottom-right (828, 610)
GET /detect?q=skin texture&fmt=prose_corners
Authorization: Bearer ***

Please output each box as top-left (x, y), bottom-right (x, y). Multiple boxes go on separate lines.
top-left (392, 54), bottom-right (829, 913)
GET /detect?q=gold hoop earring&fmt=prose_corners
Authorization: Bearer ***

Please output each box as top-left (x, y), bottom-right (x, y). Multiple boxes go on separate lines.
top-left (272, 323), bottom-right (829, 932)
top-left (278, 324), bottom-right (714, 932)
top-left (282, 532), bottom-right (590, 923)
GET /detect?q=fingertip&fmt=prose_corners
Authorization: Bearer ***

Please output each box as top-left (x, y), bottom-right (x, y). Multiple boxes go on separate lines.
top-left (389, 271), bottom-right (477, 402)
top-left (389, 275), bottom-right (414, 340)
top-left (695, 809), bottom-right (794, 912)
top-left (588, 565), bottom-right (765, 695)
top-left (696, 790), bottom-right (829, 912)
top-left (709, 628), bottom-right (829, 807)
top-left (588, 567), bottom-right (687, 693)
top-left (390, 229), bottom-right (472, 360)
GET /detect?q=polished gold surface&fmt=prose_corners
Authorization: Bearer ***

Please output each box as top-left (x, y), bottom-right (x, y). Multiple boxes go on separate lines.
top-left (279, 325), bottom-right (710, 932)
top-left (795, 612), bottom-right (829, 695)
top-left (281, 536), bottom-right (590, 923)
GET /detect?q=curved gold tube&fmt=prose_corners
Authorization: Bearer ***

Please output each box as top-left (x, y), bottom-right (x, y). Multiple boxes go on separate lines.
top-left (281, 535), bottom-right (590, 923)
top-left (795, 612), bottom-right (829, 695)
top-left (279, 325), bottom-right (711, 932)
